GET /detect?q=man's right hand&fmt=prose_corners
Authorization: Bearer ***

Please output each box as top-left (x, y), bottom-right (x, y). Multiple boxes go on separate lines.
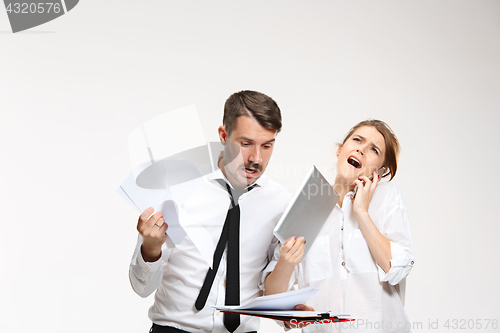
top-left (137, 207), bottom-right (168, 262)
top-left (284, 304), bottom-right (316, 329)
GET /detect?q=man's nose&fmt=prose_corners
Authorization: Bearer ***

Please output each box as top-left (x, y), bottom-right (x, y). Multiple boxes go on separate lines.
top-left (249, 147), bottom-right (263, 164)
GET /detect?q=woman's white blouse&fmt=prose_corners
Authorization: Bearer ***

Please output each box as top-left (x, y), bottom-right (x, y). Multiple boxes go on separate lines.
top-left (263, 182), bottom-right (415, 333)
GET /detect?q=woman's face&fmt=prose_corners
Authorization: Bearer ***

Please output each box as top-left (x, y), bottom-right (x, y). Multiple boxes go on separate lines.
top-left (336, 125), bottom-right (386, 183)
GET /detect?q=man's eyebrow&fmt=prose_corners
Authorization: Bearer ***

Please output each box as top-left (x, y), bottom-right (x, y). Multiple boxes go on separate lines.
top-left (236, 137), bottom-right (254, 142)
top-left (237, 137), bottom-right (275, 144)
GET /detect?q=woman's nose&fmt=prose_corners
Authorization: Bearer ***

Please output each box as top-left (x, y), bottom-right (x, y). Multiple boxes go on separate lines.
top-left (356, 148), bottom-right (364, 156)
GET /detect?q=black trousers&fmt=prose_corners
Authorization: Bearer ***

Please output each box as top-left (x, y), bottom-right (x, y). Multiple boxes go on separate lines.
top-left (150, 323), bottom-right (257, 333)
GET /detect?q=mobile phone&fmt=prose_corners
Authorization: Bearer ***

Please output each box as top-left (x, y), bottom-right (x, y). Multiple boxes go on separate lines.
top-left (352, 167), bottom-right (387, 199)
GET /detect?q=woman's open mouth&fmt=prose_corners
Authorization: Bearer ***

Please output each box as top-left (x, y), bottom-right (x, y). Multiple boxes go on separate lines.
top-left (348, 156), bottom-right (362, 169)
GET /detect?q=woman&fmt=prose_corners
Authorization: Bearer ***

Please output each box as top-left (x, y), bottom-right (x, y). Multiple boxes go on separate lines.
top-left (264, 120), bottom-right (415, 332)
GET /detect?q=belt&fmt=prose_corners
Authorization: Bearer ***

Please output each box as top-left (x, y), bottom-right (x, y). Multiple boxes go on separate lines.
top-left (150, 323), bottom-right (257, 333)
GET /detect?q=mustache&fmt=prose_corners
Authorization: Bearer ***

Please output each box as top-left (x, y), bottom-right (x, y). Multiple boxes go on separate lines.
top-left (244, 162), bottom-right (262, 171)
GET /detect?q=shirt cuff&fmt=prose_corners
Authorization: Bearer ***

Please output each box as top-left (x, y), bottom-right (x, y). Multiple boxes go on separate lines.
top-left (136, 249), bottom-right (163, 275)
top-left (276, 320), bottom-right (292, 331)
top-left (259, 260), bottom-right (297, 292)
top-left (378, 241), bottom-right (415, 285)
top-left (259, 259), bottom-right (278, 291)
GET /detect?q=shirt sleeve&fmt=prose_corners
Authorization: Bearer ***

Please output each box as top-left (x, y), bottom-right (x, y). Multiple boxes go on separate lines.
top-left (128, 234), bottom-right (172, 298)
top-left (259, 241), bottom-right (296, 332)
top-left (259, 188), bottom-right (295, 292)
top-left (377, 186), bottom-right (415, 285)
top-left (259, 240), bottom-right (297, 292)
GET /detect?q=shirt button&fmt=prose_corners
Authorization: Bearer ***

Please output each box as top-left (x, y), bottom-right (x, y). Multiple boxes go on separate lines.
top-left (216, 311), bottom-right (220, 316)
top-left (411, 261), bottom-right (414, 265)
top-left (145, 266), bottom-right (149, 271)
top-left (341, 227), bottom-right (344, 230)
top-left (342, 262), bottom-right (345, 266)
top-left (222, 281), bottom-right (226, 286)
top-left (341, 245), bottom-right (344, 249)
top-left (142, 280), bottom-right (146, 284)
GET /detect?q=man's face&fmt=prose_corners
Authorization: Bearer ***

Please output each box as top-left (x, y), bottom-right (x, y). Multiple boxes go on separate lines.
top-left (218, 115), bottom-right (277, 189)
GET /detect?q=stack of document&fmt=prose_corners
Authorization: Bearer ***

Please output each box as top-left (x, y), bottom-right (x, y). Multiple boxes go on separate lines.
top-left (214, 285), bottom-right (352, 323)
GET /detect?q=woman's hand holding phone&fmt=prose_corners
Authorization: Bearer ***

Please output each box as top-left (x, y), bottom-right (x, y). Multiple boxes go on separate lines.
top-left (352, 170), bottom-right (380, 217)
top-left (350, 168), bottom-right (393, 273)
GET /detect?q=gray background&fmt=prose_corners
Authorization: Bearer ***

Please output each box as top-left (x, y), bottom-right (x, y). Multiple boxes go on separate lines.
top-left (1, 1), bottom-right (499, 332)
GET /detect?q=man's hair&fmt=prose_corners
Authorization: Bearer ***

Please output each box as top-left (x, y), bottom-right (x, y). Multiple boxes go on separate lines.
top-left (223, 90), bottom-right (282, 136)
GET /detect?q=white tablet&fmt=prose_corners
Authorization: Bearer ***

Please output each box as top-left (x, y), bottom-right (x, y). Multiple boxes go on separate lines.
top-left (273, 166), bottom-right (339, 256)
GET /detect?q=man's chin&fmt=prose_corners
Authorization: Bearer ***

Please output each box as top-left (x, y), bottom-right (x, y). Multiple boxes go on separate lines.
top-left (234, 174), bottom-right (259, 189)
top-left (246, 178), bottom-right (258, 187)
top-left (241, 177), bottom-right (258, 188)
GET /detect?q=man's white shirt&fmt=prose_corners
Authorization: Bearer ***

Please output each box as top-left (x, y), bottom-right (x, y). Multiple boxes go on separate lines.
top-left (129, 169), bottom-right (290, 333)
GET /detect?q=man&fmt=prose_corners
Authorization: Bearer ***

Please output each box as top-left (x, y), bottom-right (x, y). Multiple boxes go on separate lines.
top-left (129, 91), bottom-right (291, 333)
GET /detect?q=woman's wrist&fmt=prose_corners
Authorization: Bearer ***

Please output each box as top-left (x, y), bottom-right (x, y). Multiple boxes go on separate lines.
top-left (353, 209), bottom-right (370, 220)
top-left (276, 256), bottom-right (297, 272)
top-left (265, 259), bottom-right (295, 295)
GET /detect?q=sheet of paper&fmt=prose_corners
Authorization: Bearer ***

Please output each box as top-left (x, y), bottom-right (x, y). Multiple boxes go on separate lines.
top-left (128, 105), bottom-right (207, 180)
top-left (119, 104), bottom-right (209, 248)
top-left (216, 309), bottom-right (345, 317)
top-left (118, 106), bottom-right (227, 267)
top-left (117, 167), bottom-right (184, 248)
top-left (214, 285), bottom-right (351, 322)
top-left (215, 285), bottom-right (321, 311)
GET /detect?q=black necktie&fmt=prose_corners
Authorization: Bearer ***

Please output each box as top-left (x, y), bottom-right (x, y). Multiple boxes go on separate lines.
top-left (223, 183), bottom-right (241, 332)
top-left (195, 182), bottom-right (255, 332)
